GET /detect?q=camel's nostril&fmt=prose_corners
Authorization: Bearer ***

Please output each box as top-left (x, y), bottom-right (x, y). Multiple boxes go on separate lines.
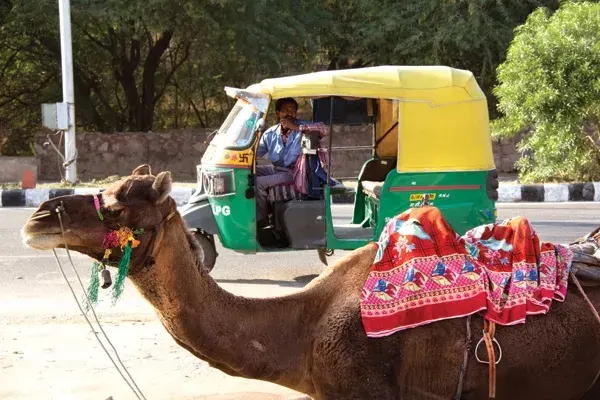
top-left (29, 210), bottom-right (53, 221)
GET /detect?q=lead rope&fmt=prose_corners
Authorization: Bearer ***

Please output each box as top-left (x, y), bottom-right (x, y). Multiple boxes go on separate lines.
top-left (453, 315), bottom-right (472, 400)
top-left (570, 271), bottom-right (600, 325)
top-left (53, 204), bottom-right (147, 400)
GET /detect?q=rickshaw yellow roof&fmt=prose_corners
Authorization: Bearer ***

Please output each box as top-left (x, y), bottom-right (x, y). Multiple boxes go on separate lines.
top-left (245, 66), bottom-right (485, 104)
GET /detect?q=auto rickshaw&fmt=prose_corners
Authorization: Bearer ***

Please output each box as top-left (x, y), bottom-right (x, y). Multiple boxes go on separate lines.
top-left (180, 66), bottom-right (498, 271)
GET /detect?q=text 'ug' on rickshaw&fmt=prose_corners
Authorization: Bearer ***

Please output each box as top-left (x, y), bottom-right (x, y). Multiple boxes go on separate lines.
top-left (180, 66), bottom-right (499, 271)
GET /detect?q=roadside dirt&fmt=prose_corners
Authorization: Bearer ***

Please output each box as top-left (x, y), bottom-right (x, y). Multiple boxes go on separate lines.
top-left (0, 285), bottom-right (308, 400)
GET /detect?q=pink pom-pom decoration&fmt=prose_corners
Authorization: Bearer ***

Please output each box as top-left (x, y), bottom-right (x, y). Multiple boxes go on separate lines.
top-left (102, 230), bottom-right (120, 249)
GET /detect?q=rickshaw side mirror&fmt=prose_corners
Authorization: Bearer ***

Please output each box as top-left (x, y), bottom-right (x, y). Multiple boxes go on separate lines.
top-left (256, 118), bottom-right (266, 132)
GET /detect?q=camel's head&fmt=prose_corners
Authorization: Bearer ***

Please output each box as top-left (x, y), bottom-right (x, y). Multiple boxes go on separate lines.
top-left (21, 164), bottom-right (174, 266)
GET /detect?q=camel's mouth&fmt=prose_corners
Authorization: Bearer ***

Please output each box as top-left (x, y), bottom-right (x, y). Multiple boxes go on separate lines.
top-left (21, 210), bottom-right (66, 250)
top-left (21, 229), bottom-right (65, 250)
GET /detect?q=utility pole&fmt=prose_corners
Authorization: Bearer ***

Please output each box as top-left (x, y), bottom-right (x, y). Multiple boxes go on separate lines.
top-left (58, 0), bottom-right (77, 183)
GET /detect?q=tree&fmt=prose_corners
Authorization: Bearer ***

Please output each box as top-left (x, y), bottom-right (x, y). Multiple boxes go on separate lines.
top-left (155, 0), bottom-right (328, 129)
top-left (322, 0), bottom-right (561, 116)
top-left (0, 0), bottom-right (61, 155)
top-left (493, 2), bottom-right (600, 182)
top-left (0, 0), bottom-right (576, 157)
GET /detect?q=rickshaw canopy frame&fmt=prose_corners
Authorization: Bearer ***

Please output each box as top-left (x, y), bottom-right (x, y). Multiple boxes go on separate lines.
top-left (243, 65), bottom-right (495, 173)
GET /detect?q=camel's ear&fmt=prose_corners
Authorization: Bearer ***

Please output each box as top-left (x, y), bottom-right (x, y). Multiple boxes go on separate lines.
top-left (152, 171), bottom-right (172, 204)
top-left (132, 164), bottom-right (152, 176)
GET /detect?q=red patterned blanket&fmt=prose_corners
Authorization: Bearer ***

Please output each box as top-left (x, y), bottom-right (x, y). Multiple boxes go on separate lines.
top-left (360, 206), bottom-right (573, 338)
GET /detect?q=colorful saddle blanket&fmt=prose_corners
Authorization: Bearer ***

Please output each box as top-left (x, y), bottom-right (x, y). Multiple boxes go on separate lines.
top-left (360, 206), bottom-right (573, 338)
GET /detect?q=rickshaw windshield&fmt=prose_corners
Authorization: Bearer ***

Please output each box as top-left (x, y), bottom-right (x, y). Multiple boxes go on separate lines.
top-left (211, 99), bottom-right (262, 149)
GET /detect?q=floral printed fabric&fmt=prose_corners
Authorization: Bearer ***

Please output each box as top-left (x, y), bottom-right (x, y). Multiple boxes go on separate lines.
top-left (360, 206), bottom-right (572, 338)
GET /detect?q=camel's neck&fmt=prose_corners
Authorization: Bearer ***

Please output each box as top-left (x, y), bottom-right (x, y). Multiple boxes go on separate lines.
top-left (127, 217), bottom-right (315, 391)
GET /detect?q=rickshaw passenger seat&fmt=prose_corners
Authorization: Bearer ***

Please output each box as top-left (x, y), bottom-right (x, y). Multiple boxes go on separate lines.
top-left (358, 158), bottom-right (396, 199)
top-left (361, 181), bottom-right (383, 199)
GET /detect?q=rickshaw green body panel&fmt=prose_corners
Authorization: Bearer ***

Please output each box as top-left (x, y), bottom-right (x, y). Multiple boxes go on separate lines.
top-left (374, 171), bottom-right (495, 235)
top-left (203, 164), bottom-right (496, 253)
top-left (203, 167), bottom-right (257, 252)
top-left (324, 169), bottom-right (496, 251)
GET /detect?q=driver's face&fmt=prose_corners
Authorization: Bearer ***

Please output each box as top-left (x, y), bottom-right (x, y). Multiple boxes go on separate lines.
top-left (276, 102), bottom-right (298, 121)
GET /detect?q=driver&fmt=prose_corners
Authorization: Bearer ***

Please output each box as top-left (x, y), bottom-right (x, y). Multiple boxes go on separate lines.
top-left (255, 97), bottom-right (325, 228)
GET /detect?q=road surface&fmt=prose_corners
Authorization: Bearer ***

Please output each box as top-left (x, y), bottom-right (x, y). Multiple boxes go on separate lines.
top-left (1, 203), bottom-right (599, 399)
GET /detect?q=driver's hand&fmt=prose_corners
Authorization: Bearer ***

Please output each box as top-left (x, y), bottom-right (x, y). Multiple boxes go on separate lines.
top-left (281, 118), bottom-right (299, 131)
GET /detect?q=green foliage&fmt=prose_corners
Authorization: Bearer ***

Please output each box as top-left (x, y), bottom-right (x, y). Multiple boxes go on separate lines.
top-left (347, 0), bottom-right (561, 117)
top-left (0, 0), bottom-right (587, 169)
top-left (494, 2), bottom-right (600, 182)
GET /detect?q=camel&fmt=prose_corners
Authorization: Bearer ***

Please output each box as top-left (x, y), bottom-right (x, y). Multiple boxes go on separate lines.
top-left (21, 165), bottom-right (600, 400)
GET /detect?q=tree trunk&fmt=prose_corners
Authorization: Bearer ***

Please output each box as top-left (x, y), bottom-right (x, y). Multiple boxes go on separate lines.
top-left (139, 31), bottom-right (173, 131)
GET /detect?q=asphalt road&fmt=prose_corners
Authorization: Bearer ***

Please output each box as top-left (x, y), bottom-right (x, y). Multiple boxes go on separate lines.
top-left (2, 203), bottom-right (600, 400)
top-left (2, 203), bottom-right (600, 286)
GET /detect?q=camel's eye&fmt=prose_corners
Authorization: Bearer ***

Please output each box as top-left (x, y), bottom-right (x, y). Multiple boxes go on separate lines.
top-left (116, 190), bottom-right (128, 204)
top-left (103, 207), bottom-right (123, 219)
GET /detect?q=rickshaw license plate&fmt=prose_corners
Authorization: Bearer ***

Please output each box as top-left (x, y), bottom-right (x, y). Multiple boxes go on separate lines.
top-left (409, 193), bottom-right (436, 201)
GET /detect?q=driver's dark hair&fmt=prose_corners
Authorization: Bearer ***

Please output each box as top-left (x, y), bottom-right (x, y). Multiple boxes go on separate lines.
top-left (275, 97), bottom-right (298, 112)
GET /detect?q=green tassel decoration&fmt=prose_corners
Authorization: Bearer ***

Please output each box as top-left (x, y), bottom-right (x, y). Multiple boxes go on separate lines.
top-left (85, 261), bottom-right (101, 311)
top-left (111, 241), bottom-right (133, 305)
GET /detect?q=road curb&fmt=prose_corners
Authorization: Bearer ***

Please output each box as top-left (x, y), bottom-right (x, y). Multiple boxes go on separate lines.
top-left (498, 182), bottom-right (600, 202)
top-left (0, 187), bottom-right (197, 208)
top-left (0, 187), bottom-right (357, 207)
top-left (2, 182), bottom-right (600, 207)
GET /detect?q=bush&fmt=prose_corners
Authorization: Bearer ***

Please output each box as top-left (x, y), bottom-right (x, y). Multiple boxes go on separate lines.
top-left (493, 2), bottom-right (600, 183)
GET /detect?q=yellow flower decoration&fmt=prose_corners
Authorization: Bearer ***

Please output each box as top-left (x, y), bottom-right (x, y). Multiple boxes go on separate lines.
top-left (115, 227), bottom-right (137, 249)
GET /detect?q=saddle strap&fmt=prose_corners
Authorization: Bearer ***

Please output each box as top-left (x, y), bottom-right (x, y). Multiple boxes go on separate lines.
top-left (480, 274), bottom-right (599, 399)
top-left (484, 320), bottom-right (497, 399)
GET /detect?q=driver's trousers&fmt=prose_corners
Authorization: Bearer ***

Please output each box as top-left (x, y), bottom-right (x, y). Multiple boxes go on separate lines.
top-left (256, 165), bottom-right (293, 222)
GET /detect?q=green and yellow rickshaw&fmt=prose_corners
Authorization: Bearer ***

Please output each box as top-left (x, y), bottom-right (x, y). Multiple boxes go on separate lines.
top-left (180, 66), bottom-right (498, 271)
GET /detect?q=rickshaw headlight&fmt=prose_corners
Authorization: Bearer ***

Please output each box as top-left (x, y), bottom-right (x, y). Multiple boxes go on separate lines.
top-left (202, 169), bottom-right (235, 197)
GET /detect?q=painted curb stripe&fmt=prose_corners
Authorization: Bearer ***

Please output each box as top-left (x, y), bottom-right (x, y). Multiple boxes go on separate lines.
top-left (568, 183), bottom-right (595, 201)
top-left (4, 183), bottom-right (600, 207)
top-left (1, 190), bottom-right (26, 207)
top-left (498, 185), bottom-right (521, 202)
top-left (594, 183), bottom-right (600, 202)
top-left (25, 189), bottom-right (49, 207)
top-left (49, 189), bottom-right (75, 199)
top-left (74, 188), bottom-right (102, 195)
top-left (543, 184), bottom-right (569, 203)
top-left (521, 185), bottom-right (544, 202)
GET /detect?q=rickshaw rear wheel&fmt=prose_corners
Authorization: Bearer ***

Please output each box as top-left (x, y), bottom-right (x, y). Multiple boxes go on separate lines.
top-left (194, 232), bottom-right (218, 272)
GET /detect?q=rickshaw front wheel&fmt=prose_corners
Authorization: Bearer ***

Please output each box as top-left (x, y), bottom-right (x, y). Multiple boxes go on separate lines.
top-left (194, 232), bottom-right (218, 272)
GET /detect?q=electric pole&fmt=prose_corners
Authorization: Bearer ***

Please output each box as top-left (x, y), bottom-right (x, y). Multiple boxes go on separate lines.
top-left (58, 0), bottom-right (77, 183)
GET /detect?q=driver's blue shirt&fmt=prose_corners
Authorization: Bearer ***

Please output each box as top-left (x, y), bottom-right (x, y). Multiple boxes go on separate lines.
top-left (256, 122), bottom-right (304, 169)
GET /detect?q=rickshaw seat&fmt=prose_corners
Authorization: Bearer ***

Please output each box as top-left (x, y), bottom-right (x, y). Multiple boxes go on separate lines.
top-left (358, 158), bottom-right (396, 200)
top-left (361, 180), bottom-right (383, 199)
